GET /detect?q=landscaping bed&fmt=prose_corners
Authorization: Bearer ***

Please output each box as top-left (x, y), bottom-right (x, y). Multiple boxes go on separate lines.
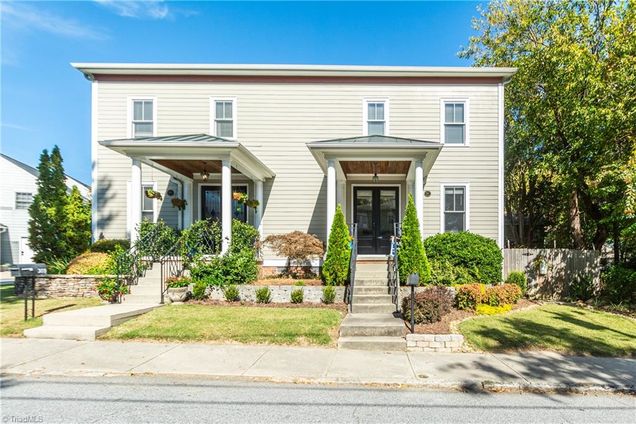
top-left (101, 304), bottom-right (345, 346)
top-left (458, 303), bottom-right (636, 357)
top-left (0, 285), bottom-right (101, 337)
top-left (188, 299), bottom-right (347, 312)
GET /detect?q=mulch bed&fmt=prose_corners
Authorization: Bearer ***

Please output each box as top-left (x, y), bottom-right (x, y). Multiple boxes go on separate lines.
top-left (412, 299), bottom-right (541, 334)
top-left (186, 299), bottom-right (347, 312)
top-left (254, 278), bottom-right (323, 286)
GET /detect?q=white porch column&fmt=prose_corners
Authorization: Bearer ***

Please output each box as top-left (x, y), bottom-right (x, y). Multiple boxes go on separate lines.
top-left (131, 159), bottom-right (142, 242)
top-left (326, 159), bottom-right (337, 238)
top-left (414, 159), bottom-right (425, 237)
top-left (254, 180), bottom-right (264, 235)
top-left (183, 180), bottom-right (193, 228)
top-left (221, 158), bottom-right (232, 254)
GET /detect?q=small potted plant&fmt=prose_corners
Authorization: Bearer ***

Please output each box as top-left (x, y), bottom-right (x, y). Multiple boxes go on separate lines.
top-left (96, 278), bottom-right (129, 303)
top-left (166, 276), bottom-right (191, 303)
top-left (145, 188), bottom-right (163, 200)
top-left (171, 198), bottom-right (187, 210)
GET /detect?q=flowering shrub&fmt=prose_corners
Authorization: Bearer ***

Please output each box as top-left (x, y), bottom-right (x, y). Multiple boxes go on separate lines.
top-left (166, 276), bottom-right (191, 288)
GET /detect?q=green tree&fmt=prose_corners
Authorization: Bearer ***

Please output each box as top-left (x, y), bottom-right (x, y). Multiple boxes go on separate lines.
top-left (28, 146), bottom-right (71, 263)
top-left (398, 194), bottom-right (431, 285)
top-left (322, 204), bottom-right (351, 286)
top-left (65, 186), bottom-right (92, 258)
top-left (462, 0), bottom-right (636, 253)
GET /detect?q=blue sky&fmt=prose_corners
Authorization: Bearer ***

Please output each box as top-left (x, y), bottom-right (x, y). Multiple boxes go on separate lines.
top-left (1, 0), bottom-right (481, 183)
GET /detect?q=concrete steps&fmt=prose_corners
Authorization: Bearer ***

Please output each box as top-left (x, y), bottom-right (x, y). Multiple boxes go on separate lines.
top-left (352, 294), bottom-right (393, 304)
top-left (353, 286), bottom-right (389, 295)
top-left (351, 303), bottom-right (396, 314)
top-left (339, 314), bottom-right (405, 337)
top-left (338, 336), bottom-right (406, 351)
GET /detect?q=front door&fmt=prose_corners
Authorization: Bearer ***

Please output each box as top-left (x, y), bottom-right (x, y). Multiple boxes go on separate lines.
top-left (354, 187), bottom-right (399, 255)
top-left (200, 185), bottom-right (248, 222)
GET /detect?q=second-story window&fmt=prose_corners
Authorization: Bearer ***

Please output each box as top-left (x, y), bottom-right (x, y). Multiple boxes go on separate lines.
top-left (443, 101), bottom-right (467, 145)
top-left (366, 101), bottom-right (386, 136)
top-left (214, 100), bottom-right (234, 138)
top-left (15, 192), bottom-right (33, 210)
top-left (132, 100), bottom-right (154, 137)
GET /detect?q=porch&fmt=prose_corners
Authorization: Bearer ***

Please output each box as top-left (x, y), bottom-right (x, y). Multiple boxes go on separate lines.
top-left (307, 135), bottom-right (442, 256)
top-left (99, 134), bottom-right (275, 254)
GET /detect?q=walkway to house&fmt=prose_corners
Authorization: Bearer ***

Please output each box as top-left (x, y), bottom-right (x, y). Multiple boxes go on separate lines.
top-left (23, 264), bottom-right (163, 341)
top-left (2, 338), bottom-right (634, 393)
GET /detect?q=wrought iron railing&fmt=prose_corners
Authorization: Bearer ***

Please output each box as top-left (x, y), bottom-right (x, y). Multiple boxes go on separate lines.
top-left (114, 223), bottom-right (171, 302)
top-left (347, 223), bottom-right (358, 313)
top-left (388, 222), bottom-right (401, 313)
top-left (160, 238), bottom-right (187, 304)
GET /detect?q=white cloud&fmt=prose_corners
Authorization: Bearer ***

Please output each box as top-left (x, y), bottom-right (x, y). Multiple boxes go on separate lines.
top-left (94, 0), bottom-right (173, 20)
top-left (0, 2), bottom-right (107, 40)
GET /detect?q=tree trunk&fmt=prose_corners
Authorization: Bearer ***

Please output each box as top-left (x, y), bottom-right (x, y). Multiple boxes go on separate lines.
top-left (569, 189), bottom-right (585, 249)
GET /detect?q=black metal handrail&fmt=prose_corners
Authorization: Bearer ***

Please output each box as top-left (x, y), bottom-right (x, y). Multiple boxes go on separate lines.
top-left (114, 224), bottom-right (167, 302)
top-left (160, 238), bottom-right (186, 304)
top-left (388, 222), bottom-right (401, 313)
top-left (347, 223), bottom-right (358, 313)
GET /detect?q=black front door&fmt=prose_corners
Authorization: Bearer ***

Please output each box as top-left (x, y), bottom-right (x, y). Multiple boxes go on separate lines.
top-left (354, 187), bottom-right (399, 255)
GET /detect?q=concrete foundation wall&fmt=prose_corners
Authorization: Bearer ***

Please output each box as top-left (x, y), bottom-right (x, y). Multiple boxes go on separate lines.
top-left (206, 284), bottom-right (346, 304)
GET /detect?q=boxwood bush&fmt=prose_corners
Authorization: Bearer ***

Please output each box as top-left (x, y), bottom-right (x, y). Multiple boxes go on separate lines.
top-left (322, 286), bottom-right (336, 304)
top-left (291, 288), bottom-right (304, 304)
top-left (505, 271), bottom-right (528, 295)
top-left (255, 287), bottom-right (272, 304)
top-left (90, 239), bottom-right (130, 253)
top-left (424, 232), bottom-right (502, 285)
top-left (223, 284), bottom-right (240, 302)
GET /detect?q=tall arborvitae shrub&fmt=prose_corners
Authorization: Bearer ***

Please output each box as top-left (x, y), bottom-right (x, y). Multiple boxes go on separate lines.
top-left (65, 186), bottom-right (92, 258)
top-left (322, 204), bottom-right (351, 286)
top-left (398, 194), bottom-right (431, 285)
top-left (28, 146), bottom-right (70, 263)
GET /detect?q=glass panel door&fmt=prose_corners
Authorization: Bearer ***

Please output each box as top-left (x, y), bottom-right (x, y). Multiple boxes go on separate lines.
top-left (353, 187), bottom-right (399, 255)
top-left (200, 185), bottom-right (247, 222)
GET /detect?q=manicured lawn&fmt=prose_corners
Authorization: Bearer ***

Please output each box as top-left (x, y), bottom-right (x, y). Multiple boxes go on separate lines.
top-left (102, 304), bottom-right (344, 346)
top-left (0, 285), bottom-right (101, 337)
top-left (459, 303), bottom-right (636, 357)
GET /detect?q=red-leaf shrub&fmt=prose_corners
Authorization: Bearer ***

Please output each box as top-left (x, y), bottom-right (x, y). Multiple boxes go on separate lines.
top-left (455, 284), bottom-right (486, 310)
top-left (401, 286), bottom-right (454, 324)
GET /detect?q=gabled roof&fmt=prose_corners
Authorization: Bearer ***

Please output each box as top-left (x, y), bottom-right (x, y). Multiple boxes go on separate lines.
top-left (307, 134), bottom-right (441, 148)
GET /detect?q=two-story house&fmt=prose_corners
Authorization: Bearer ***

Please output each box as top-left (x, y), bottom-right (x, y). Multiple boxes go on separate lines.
top-left (73, 63), bottom-right (515, 267)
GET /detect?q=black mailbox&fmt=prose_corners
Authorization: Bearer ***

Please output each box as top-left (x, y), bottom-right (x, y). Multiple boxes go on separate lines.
top-left (10, 264), bottom-right (47, 277)
top-left (407, 273), bottom-right (419, 286)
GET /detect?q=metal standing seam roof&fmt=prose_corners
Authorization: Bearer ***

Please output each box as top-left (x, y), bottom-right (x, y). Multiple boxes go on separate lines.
top-left (306, 134), bottom-right (442, 148)
top-left (100, 134), bottom-right (235, 144)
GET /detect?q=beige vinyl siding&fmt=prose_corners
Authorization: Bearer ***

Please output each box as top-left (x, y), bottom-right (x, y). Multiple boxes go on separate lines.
top-left (95, 81), bottom-right (500, 252)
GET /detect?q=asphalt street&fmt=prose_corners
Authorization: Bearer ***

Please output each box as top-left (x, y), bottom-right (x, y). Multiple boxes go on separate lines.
top-left (1, 375), bottom-right (634, 423)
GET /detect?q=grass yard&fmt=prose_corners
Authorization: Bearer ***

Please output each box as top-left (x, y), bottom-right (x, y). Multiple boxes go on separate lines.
top-left (459, 303), bottom-right (636, 357)
top-left (0, 285), bottom-right (101, 337)
top-left (101, 304), bottom-right (344, 346)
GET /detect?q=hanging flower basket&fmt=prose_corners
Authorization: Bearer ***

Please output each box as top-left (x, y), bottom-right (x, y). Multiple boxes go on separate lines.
top-left (145, 188), bottom-right (163, 201)
top-left (232, 192), bottom-right (259, 210)
top-left (171, 198), bottom-right (188, 211)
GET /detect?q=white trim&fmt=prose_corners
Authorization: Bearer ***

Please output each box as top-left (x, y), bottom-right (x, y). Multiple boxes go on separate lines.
top-left (350, 183), bottom-right (402, 227)
top-left (439, 98), bottom-right (470, 146)
top-left (362, 98), bottom-right (390, 136)
top-left (440, 183), bottom-right (470, 233)
top-left (141, 181), bottom-right (158, 223)
top-left (210, 97), bottom-right (238, 140)
top-left (91, 80), bottom-right (98, 241)
top-left (497, 83), bottom-right (505, 249)
top-left (127, 96), bottom-right (157, 138)
top-left (197, 182), bottom-right (250, 222)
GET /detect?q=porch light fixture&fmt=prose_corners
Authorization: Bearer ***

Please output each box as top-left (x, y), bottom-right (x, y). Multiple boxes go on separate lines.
top-left (372, 162), bottom-right (379, 184)
top-left (201, 162), bottom-right (209, 181)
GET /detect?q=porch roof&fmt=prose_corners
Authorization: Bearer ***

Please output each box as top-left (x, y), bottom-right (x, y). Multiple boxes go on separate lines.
top-left (99, 134), bottom-right (275, 181)
top-left (306, 134), bottom-right (442, 175)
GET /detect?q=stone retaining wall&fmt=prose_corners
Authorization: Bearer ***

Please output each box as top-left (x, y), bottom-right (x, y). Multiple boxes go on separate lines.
top-left (14, 275), bottom-right (106, 298)
top-left (406, 333), bottom-right (464, 352)
top-left (206, 285), bottom-right (346, 304)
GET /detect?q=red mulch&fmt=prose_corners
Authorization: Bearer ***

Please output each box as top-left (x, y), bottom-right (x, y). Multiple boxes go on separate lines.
top-left (187, 299), bottom-right (347, 312)
top-left (412, 299), bottom-right (541, 334)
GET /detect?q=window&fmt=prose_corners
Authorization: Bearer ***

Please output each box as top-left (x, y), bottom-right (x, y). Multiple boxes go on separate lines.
top-left (214, 100), bottom-right (235, 138)
top-left (365, 101), bottom-right (386, 135)
top-left (15, 192), bottom-right (33, 210)
top-left (142, 184), bottom-right (155, 222)
top-left (442, 101), bottom-right (468, 145)
top-left (132, 100), bottom-right (154, 137)
top-left (443, 186), bottom-right (467, 232)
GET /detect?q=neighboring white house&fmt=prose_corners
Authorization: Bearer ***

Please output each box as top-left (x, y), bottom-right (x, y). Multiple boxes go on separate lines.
top-left (73, 63), bottom-right (515, 265)
top-left (0, 154), bottom-right (90, 265)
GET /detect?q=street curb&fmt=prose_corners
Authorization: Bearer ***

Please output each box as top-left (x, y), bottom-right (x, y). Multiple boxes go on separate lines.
top-left (2, 370), bottom-right (634, 395)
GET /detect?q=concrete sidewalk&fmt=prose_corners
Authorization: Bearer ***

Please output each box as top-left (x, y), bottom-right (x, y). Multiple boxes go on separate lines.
top-left (1, 338), bottom-right (634, 393)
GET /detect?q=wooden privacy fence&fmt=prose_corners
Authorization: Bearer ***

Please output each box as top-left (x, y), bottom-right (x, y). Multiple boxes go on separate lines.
top-left (503, 248), bottom-right (602, 299)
